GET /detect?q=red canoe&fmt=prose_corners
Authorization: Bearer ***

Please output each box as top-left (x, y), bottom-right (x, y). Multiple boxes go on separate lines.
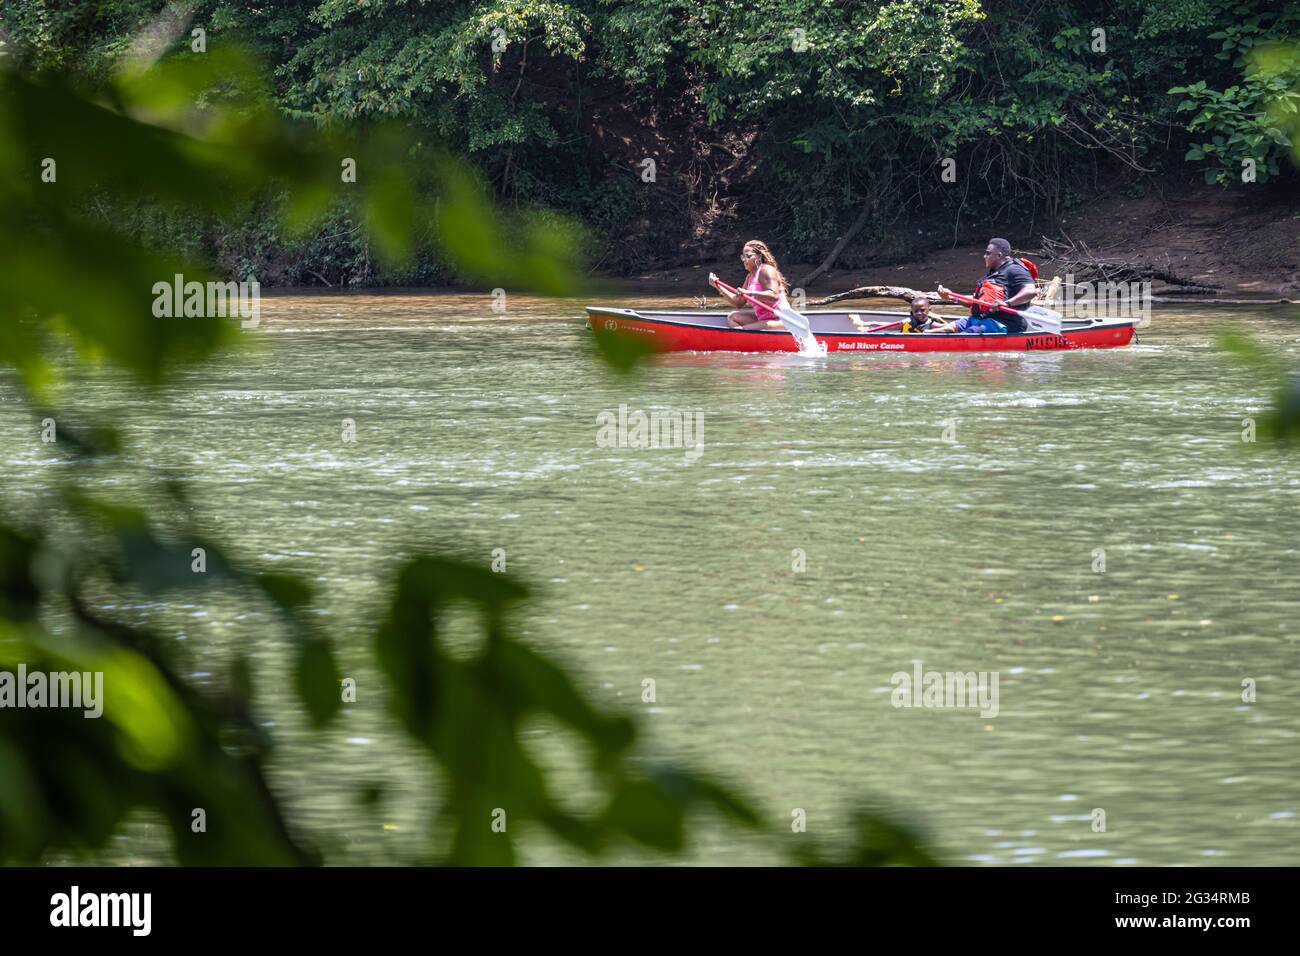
top-left (585, 307), bottom-right (1136, 353)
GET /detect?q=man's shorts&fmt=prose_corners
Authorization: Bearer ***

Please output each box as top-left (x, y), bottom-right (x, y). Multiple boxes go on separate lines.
top-left (952, 315), bottom-right (1008, 334)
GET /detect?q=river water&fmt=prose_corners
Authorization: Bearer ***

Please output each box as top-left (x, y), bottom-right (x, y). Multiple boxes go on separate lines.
top-left (3, 293), bottom-right (1298, 866)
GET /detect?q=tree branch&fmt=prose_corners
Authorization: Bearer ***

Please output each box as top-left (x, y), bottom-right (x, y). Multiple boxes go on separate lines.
top-left (809, 285), bottom-right (935, 306)
top-left (798, 193), bottom-right (875, 289)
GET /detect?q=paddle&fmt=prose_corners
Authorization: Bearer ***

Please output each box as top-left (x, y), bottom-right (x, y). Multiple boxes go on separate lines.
top-left (713, 277), bottom-right (824, 354)
top-left (938, 286), bottom-right (1063, 334)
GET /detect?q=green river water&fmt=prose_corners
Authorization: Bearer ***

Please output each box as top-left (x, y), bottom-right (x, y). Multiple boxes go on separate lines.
top-left (3, 293), bottom-right (1298, 866)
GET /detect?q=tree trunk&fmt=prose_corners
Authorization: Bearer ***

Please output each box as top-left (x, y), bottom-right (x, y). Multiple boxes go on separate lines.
top-left (798, 195), bottom-right (875, 290)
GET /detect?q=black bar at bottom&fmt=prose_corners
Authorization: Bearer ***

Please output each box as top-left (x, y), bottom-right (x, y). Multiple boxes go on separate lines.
top-left (0, 866), bottom-right (1284, 941)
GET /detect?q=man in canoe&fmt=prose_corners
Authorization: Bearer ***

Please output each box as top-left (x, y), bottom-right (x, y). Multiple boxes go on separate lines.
top-left (709, 240), bottom-right (791, 330)
top-left (926, 237), bottom-right (1037, 334)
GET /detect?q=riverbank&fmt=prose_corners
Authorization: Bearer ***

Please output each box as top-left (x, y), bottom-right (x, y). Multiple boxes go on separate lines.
top-left (602, 182), bottom-right (1300, 302)
top-left (254, 182), bottom-right (1300, 308)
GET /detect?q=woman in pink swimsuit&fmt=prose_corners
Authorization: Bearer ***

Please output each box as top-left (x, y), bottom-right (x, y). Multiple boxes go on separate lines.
top-left (709, 240), bottom-right (791, 330)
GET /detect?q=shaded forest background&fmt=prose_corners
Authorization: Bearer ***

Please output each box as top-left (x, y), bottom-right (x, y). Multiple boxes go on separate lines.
top-left (2, 0), bottom-right (1298, 287)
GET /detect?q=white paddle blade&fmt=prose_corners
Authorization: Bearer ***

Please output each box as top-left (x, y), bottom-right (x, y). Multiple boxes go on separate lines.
top-left (776, 302), bottom-right (825, 354)
top-left (1020, 305), bottom-right (1063, 334)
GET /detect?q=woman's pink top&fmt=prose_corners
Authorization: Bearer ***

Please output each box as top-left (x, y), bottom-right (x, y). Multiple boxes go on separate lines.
top-left (743, 267), bottom-right (789, 322)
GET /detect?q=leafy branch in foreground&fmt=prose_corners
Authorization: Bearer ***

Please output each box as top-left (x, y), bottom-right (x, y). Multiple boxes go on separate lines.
top-left (0, 25), bottom-right (931, 865)
top-left (1171, 41), bottom-right (1300, 184)
top-left (1218, 327), bottom-right (1300, 442)
top-left (0, 497), bottom-right (323, 865)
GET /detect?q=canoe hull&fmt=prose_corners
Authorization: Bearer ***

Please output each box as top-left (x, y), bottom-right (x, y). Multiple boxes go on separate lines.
top-left (585, 308), bottom-right (1136, 353)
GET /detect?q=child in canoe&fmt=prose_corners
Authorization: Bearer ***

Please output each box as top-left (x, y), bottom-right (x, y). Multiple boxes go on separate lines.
top-left (709, 240), bottom-right (791, 330)
top-left (903, 295), bottom-right (938, 332)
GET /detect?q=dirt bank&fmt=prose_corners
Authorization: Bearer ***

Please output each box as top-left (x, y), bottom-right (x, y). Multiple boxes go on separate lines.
top-left (604, 182), bottom-right (1300, 304)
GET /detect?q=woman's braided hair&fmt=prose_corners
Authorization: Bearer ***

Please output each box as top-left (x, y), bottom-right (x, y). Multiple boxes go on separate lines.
top-left (744, 240), bottom-right (789, 293)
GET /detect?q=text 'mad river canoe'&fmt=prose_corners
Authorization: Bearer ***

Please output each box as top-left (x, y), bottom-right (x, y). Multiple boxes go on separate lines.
top-left (584, 307), bottom-right (1137, 353)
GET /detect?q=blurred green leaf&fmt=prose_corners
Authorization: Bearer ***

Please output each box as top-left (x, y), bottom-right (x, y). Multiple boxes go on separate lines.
top-left (255, 572), bottom-right (315, 614)
top-left (1, 72), bottom-right (238, 212)
top-left (839, 809), bottom-right (939, 866)
top-left (296, 638), bottom-right (343, 727)
top-left (489, 639), bottom-right (635, 758)
top-left (603, 767), bottom-right (760, 851)
top-left (793, 806), bottom-right (939, 867)
top-left (1217, 327), bottom-right (1287, 376)
top-left (366, 170), bottom-right (417, 266)
top-left (0, 739), bottom-right (47, 859)
top-left (434, 163), bottom-right (587, 296)
top-left (1, 217), bottom-right (241, 386)
top-left (1271, 376), bottom-right (1300, 440)
top-left (435, 164), bottom-right (513, 282)
top-left (376, 573), bottom-right (441, 742)
top-left (0, 525), bottom-right (41, 622)
top-left (116, 43), bottom-right (269, 124)
top-left (397, 554), bottom-right (529, 609)
top-left (605, 778), bottom-right (688, 850)
top-left (1218, 327), bottom-right (1300, 441)
top-left (589, 321), bottom-right (660, 373)
top-left (33, 415), bottom-right (121, 459)
top-left (116, 530), bottom-right (230, 592)
top-left (0, 625), bottom-right (193, 771)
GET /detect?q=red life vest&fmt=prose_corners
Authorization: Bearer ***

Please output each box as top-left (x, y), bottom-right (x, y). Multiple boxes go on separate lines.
top-left (972, 258), bottom-right (1037, 313)
top-left (970, 279), bottom-right (1005, 313)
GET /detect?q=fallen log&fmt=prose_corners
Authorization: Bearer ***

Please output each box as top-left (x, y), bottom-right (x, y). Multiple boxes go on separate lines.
top-left (1151, 297), bottom-right (1300, 305)
top-left (808, 285), bottom-right (935, 306)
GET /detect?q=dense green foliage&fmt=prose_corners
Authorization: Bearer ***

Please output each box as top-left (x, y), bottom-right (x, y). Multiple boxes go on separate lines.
top-left (1167, 5), bottom-right (1300, 185)
top-left (3, 1), bottom-right (1296, 281)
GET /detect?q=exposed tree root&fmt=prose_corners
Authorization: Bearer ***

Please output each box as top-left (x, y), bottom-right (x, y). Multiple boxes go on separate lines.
top-left (1038, 234), bottom-right (1221, 289)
